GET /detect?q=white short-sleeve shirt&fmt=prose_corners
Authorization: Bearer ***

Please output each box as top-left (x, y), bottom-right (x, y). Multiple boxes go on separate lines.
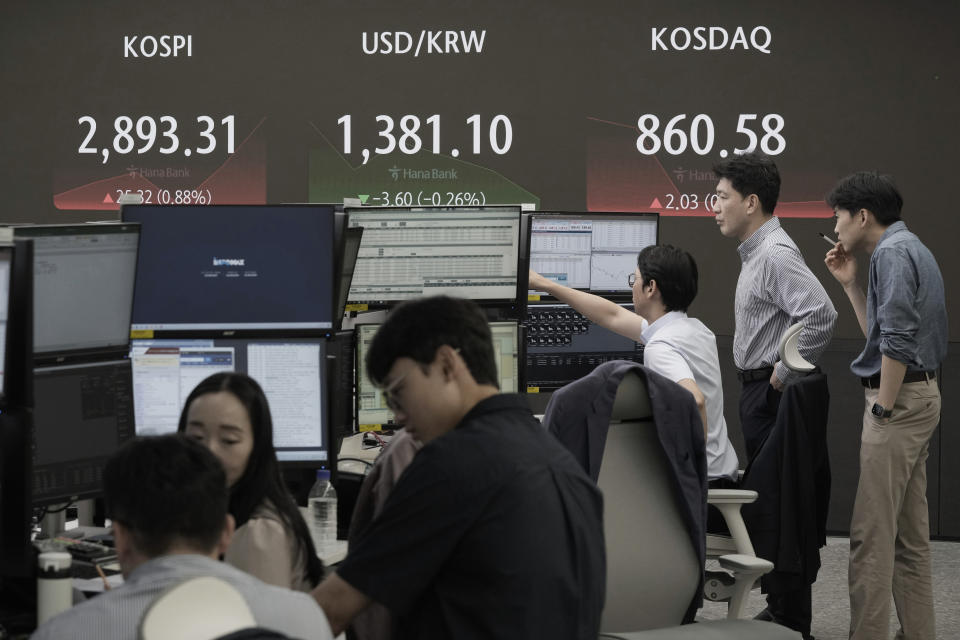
top-left (641, 311), bottom-right (739, 480)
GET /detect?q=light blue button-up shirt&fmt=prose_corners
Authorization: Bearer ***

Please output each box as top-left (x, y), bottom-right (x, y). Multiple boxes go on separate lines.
top-left (850, 221), bottom-right (948, 377)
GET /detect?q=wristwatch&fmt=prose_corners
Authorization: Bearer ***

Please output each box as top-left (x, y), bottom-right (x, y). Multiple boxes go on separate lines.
top-left (871, 402), bottom-right (893, 419)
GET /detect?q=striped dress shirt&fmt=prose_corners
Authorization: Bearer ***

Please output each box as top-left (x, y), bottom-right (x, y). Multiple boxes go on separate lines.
top-left (734, 217), bottom-right (837, 384)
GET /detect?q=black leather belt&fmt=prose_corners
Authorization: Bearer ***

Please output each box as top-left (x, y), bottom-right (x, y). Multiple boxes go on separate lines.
top-left (861, 371), bottom-right (935, 389)
top-left (736, 367), bottom-right (774, 383)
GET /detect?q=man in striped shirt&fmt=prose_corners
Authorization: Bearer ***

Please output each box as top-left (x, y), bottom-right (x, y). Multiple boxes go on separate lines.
top-left (712, 152), bottom-right (836, 640)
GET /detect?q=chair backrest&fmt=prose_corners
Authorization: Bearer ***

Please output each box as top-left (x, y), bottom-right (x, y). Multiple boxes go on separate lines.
top-left (598, 371), bottom-right (701, 633)
top-left (139, 576), bottom-right (259, 640)
top-left (777, 322), bottom-right (815, 372)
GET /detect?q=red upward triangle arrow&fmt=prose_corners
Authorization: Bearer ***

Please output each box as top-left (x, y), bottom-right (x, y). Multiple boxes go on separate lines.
top-left (103, 193), bottom-right (114, 204)
top-left (649, 197), bottom-right (662, 208)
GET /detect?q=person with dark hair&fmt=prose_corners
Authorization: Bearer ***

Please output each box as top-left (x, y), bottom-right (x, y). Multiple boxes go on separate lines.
top-left (178, 372), bottom-right (323, 591)
top-left (312, 295), bottom-right (605, 639)
top-left (825, 172), bottom-right (946, 640)
top-left (529, 244), bottom-right (737, 481)
top-left (713, 152), bottom-right (836, 638)
top-left (30, 435), bottom-right (332, 640)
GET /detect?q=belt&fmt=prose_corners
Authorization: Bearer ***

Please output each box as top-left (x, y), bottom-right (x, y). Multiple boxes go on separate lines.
top-left (861, 371), bottom-right (935, 389)
top-left (736, 367), bottom-right (774, 383)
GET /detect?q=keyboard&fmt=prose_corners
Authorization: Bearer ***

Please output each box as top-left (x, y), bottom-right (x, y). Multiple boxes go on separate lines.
top-left (52, 537), bottom-right (118, 564)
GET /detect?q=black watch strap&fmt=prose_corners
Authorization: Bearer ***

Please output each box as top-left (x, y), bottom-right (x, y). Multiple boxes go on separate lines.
top-left (871, 403), bottom-right (893, 418)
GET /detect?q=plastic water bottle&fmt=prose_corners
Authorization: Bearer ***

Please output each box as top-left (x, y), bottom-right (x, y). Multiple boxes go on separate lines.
top-left (307, 469), bottom-right (338, 556)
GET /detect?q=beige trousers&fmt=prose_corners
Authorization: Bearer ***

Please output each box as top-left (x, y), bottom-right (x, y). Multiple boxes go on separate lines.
top-left (849, 378), bottom-right (941, 640)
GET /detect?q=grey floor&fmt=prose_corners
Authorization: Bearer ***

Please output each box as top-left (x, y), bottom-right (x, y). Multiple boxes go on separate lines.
top-left (698, 537), bottom-right (960, 639)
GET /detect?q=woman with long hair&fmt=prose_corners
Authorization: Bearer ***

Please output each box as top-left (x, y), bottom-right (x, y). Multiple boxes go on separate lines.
top-left (178, 372), bottom-right (323, 591)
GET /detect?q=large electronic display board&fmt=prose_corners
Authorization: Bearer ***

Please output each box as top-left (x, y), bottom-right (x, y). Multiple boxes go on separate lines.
top-left (0, 2), bottom-right (957, 337)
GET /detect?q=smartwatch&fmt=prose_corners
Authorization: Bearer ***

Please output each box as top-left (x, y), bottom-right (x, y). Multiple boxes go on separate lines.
top-left (871, 403), bottom-right (893, 419)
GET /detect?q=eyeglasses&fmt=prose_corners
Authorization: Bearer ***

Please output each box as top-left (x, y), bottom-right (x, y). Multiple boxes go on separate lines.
top-left (381, 368), bottom-right (411, 412)
top-left (379, 348), bottom-right (461, 412)
top-left (627, 273), bottom-right (637, 287)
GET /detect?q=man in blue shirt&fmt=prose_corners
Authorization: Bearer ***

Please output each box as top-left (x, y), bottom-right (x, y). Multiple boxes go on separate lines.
top-left (825, 171), bottom-right (947, 640)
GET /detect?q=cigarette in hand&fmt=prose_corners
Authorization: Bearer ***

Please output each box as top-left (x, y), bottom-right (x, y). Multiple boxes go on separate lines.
top-left (818, 232), bottom-right (838, 247)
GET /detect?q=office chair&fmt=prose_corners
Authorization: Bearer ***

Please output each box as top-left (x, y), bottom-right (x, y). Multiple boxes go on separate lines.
top-left (138, 576), bottom-right (288, 640)
top-left (597, 371), bottom-right (794, 638)
top-left (703, 323), bottom-right (823, 617)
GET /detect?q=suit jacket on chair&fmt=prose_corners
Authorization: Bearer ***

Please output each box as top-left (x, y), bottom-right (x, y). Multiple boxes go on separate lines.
top-left (542, 360), bottom-right (708, 623)
top-left (741, 373), bottom-right (831, 594)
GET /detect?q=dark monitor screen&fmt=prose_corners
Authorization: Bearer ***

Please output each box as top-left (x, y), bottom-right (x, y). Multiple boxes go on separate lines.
top-left (130, 337), bottom-right (331, 465)
top-left (123, 205), bottom-right (335, 332)
top-left (525, 302), bottom-right (644, 392)
top-left (32, 359), bottom-right (135, 506)
top-left (11, 224), bottom-right (140, 355)
top-left (355, 320), bottom-right (520, 429)
top-left (529, 212), bottom-right (658, 298)
top-left (346, 206), bottom-right (522, 306)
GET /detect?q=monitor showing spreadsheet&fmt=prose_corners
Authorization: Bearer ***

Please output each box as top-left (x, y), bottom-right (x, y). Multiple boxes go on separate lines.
top-left (11, 224), bottom-right (140, 355)
top-left (129, 337), bottom-right (331, 465)
top-left (346, 206), bottom-right (522, 305)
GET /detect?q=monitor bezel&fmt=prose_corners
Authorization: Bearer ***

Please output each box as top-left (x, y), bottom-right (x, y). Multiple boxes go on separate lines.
top-left (121, 204), bottom-right (336, 338)
top-left (527, 211), bottom-right (660, 303)
top-left (344, 205), bottom-right (525, 310)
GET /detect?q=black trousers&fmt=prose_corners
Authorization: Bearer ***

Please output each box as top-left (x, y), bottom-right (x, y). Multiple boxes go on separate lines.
top-left (739, 378), bottom-right (812, 638)
top-left (739, 377), bottom-right (781, 460)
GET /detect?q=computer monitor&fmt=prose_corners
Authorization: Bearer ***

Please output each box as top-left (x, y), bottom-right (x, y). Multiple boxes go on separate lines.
top-left (10, 223), bottom-right (140, 359)
top-left (129, 337), bottom-right (333, 467)
top-left (333, 227), bottom-right (364, 330)
top-left (355, 320), bottom-right (521, 429)
top-left (123, 205), bottom-right (335, 333)
top-left (525, 303), bottom-right (644, 392)
top-left (529, 212), bottom-right (659, 300)
top-left (31, 359), bottom-right (135, 506)
top-left (345, 206), bottom-right (523, 306)
top-left (0, 239), bottom-right (34, 578)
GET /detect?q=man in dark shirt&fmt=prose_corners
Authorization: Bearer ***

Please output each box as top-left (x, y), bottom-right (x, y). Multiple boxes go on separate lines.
top-left (312, 296), bottom-right (605, 639)
top-left (825, 172), bottom-right (946, 640)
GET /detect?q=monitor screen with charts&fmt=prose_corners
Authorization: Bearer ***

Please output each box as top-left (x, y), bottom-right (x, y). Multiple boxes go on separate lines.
top-left (130, 337), bottom-right (331, 465)
top-left (32, 359), bottom-right (135, 506)
top-left (346, 206), bottom-right (522, 305)
top-left (11, 224), bottom-right (140, 356)
top-left (124, 205), bottom-right (335, 332)
top-left (355, 320), bottom-right (520, 429)
top-left (529, 213), bottom-right (658, 298)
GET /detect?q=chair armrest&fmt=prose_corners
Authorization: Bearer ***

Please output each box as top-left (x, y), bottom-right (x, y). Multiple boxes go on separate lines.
top-left (707, 491), bottom-right (757, 556)
top-left (707, 489), bottom-right (758, 504)
top-left (717, 553), bottom-right (775, 619)
top-left (717, 554), bottom-right (773, 574)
